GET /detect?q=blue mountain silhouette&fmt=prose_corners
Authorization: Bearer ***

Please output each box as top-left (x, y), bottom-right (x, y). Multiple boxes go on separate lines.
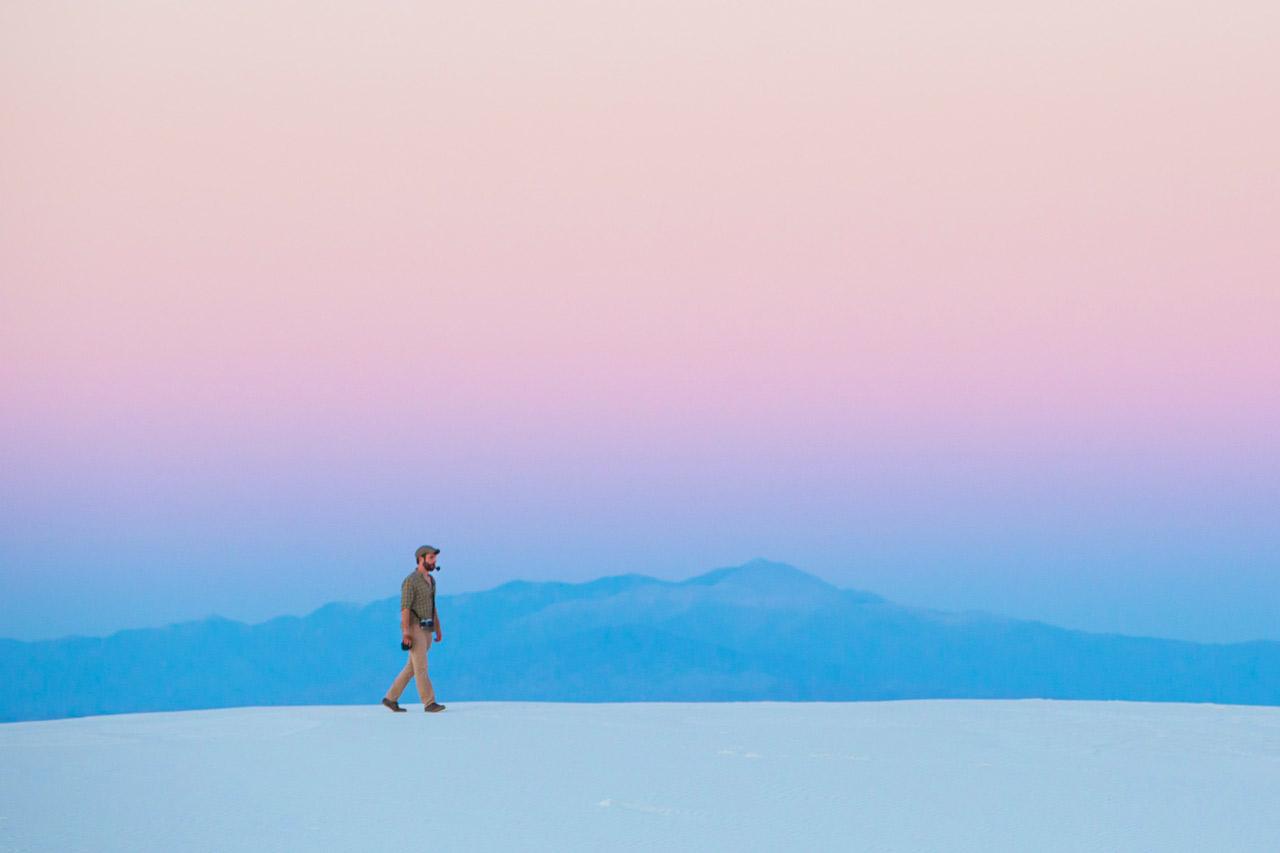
top-left (4, 559), bottom-right (1278, 721)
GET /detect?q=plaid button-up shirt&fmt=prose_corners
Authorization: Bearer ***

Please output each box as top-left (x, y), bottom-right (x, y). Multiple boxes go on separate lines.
top-left (401, 570), bottom-right (436, 625)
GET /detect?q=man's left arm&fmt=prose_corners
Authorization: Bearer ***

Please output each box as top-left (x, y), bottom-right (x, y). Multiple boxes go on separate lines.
top-left (434, 608), bottom-right (443, 642)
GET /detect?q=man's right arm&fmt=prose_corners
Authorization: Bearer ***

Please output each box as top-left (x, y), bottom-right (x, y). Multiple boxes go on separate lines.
top-left (400, 578), bottom-right (414, 645)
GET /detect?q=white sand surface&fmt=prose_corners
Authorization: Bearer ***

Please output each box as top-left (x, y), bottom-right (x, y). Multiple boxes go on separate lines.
top-left (2, 701), bottom-right (1278, 851)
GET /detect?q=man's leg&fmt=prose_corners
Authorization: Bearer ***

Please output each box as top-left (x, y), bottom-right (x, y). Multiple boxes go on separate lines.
top-left (386, 622), bottom-right (429, 702)
top-left (409, 624), bottom-right (435, 706)
top-left (385, 653), bottom-right (416, 703)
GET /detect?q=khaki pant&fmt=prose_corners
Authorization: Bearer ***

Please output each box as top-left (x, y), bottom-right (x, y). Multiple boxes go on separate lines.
top-left (385, 622), bottom-right (435, 706)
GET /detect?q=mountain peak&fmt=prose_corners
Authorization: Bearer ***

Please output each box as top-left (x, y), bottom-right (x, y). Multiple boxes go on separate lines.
top-left (683, 559), bottom-right (838, 593)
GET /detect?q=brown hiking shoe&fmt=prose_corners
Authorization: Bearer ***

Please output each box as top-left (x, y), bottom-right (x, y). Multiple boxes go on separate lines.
top-left (424, 702), bottom-right (446, 713)
top-left (382, 698), bottom-right (406, 713)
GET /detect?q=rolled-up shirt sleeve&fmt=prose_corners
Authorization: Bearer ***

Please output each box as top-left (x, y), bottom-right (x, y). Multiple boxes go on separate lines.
top-left (401, 577), bottom-right (414, 612)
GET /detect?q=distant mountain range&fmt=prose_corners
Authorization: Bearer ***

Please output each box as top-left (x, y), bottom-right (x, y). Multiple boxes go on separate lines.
top-left (4, 559), bottom-right (1280, 722)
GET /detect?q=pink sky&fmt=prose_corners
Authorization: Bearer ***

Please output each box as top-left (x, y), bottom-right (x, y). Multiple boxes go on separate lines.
top-left (2, 0), bottom-right (1278, 640)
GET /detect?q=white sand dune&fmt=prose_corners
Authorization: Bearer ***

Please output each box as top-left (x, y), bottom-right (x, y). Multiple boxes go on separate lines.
top-left (2, 701), bottom-right (1279, 851)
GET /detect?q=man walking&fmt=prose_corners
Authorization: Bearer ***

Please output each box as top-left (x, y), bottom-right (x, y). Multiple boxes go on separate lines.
top-left (382, 545), bottom-right (446, 713)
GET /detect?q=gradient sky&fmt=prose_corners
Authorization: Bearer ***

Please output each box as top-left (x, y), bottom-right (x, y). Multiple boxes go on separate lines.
top-left (2, 0), bottom-right (1278, 642)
